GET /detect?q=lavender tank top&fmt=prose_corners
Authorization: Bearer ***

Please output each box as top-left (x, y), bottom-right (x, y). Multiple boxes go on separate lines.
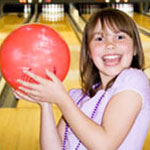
top-left (66, 68), bottom-right (150, 150)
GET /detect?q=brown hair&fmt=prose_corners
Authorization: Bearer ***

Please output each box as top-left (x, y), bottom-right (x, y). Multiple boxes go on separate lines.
top-left (80, 8), bottom-right (144, 97)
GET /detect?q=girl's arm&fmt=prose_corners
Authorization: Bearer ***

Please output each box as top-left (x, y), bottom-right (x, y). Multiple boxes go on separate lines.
top-left (40, 103), bottom-right (62, 150)
top-left (57, 90), bottom-right (142, 150)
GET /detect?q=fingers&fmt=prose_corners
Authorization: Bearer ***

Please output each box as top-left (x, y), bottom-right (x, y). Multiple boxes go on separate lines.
top-left (13, 90), bottom-right (21, 99)
top-left (46, 69), bottom-right (61, 84)
top-left (15, 90), bottom-right (40, 103)
top-left (18, 86), bottom-right (40, 97)
top-left (23, 70), bottom-right (45, 84)
top-left (20, 69), bottom-right (59, 85)
top-left (17, 79), bottom-right (39, 89)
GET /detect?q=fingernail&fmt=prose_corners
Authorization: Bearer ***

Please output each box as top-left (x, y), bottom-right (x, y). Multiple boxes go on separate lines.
top-left (53, 67), bottom-right (56, 74)
top-left (46, 69), bottom-right (51, 74)
top-left (23, 70), bottom-right (28, 73)
top-left (16, 79), bottom-right (22, 83)
top-left (18, 87), bottom-right (22, 90)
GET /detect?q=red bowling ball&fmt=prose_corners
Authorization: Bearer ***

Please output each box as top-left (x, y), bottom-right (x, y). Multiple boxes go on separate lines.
top-left (0, 24), bottom-right (70, 90)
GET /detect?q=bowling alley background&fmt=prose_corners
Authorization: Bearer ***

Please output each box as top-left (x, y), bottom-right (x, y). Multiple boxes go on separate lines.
top-left (0, 0), bottom-right (150, 150)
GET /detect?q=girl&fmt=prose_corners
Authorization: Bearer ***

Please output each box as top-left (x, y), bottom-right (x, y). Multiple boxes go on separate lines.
top-left (15, 8), bottom-right (150, 150)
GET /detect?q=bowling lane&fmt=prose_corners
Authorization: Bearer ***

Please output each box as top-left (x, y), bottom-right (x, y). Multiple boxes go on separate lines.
top-left (0, 13), bottom-right (27, 107)
top-left (82, 12), bottom-right (150, 32)
top-left (82, 12), bottom-right (150, 33)
top-left (0, 108), bottom-right (40, 150)
top-left (132, 13), bottom-right (150, 31)
top-left (0, 13), bottom-right (26, 45)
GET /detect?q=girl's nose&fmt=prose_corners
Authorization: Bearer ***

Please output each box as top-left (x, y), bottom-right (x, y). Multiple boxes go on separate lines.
top-left (106, 41), bottom-right (116, 51)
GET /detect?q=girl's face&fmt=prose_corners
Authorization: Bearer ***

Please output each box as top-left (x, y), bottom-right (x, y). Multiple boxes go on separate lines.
top-left (89, 20), bottom-right (135, 87)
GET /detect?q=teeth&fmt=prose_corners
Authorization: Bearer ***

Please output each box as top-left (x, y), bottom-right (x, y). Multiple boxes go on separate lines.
top-left (103, 55), bottom-right (120, 60)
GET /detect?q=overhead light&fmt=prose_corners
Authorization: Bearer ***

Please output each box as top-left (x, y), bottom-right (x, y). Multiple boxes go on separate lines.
top-left (116, 0), bottom-right (120, 3)
top-left (28, 0), bottom-right (32, 3)
top-left (105, 0), bottom-right (110, 3)
top-left (19, 0), bottom-right (26, 3)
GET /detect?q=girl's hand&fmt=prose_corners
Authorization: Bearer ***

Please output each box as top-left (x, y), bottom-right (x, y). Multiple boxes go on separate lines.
top-left (14, 89), bottom-right (46, 106)
top-left (12, 88), bottom-right (20, 99)
top-left (16, 69), bottom-right (67, 105)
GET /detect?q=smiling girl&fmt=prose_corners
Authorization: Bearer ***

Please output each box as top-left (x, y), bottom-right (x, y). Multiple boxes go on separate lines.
top-left (15, 8), bottom-right (150, 150)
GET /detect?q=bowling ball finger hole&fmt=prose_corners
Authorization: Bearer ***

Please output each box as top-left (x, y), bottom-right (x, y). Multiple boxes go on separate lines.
top-left (53, 66), bottom-right (57, 74)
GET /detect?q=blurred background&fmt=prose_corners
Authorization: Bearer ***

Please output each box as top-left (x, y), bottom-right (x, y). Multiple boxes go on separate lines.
top-left (0, 0), bottom-right (150, 150)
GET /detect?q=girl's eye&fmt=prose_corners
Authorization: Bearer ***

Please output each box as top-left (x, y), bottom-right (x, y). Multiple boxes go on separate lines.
top-left (116, 35), bottom-right (125, 40)
top-left (95, 37), bottom-right (103, 41)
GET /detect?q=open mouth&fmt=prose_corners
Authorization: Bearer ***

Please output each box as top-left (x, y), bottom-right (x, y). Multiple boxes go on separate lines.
top-left (102, 54), bottom-right (122, 66)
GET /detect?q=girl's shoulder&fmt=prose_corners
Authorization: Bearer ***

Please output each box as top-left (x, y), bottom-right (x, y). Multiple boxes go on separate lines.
top-left (68, 88), bottom-right (85, 103)
top-left (113, 68), bottom-right (150, 107)
top-left (68, 88), bottom-right (83, 97)
top-left (114, 68), bottom-right (149, 87)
